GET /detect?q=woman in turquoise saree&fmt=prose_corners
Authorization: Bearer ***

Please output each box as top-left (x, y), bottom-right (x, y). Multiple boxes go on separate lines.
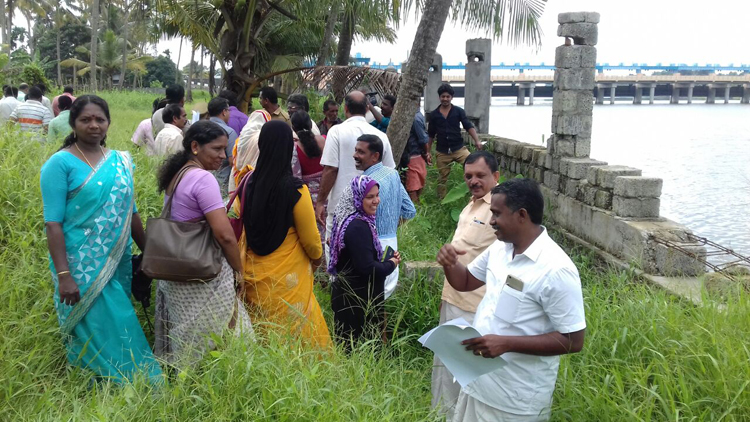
top-left (40, 95), bottom-right (162, 384)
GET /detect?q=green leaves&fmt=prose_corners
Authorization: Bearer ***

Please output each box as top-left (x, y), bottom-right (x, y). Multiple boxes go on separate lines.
top-left (440, 183), bottom-right (469, 205)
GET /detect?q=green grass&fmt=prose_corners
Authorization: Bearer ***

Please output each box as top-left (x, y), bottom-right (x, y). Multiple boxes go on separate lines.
top-left (0, 90), bottom-right (748, 420)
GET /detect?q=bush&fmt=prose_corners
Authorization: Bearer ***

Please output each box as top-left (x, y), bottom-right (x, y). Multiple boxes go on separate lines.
top-left (20, 62), bottom-right (51, 89)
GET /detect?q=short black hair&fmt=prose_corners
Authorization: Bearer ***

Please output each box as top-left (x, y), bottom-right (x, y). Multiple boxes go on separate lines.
top-left (19, 83), bottom-right (29, 90)
top-left (382, 94), bottom-right (397, 107)
top-left (35, 83), bottom-right (47, 94)
top-left (208, 97), bottom-right (230, 117)
top-left (259, 86), bottom-right (278, 104)
top-left (492, 178), bottom-right (544, 225)
top-left (165, 84), bottom-right (185, 103)
top-left (218, 90), bottom-right (238, 107)
top-left (11, 87), bottom-right (18, 97)
top-left (63, 86), bottom-right (74, 94)
top-left (3, 86), bottom-right (12, 97)
top-left (58, 95), bottom-right (73, 111)
top-left (344, 92), bottom-right (368, 116)
top-left (437, 83), bottom-right (454, 97)
top-left (357, 134), bottom-right (384, 162)
top-left (464, 150), bottom-right (498, 173)
top-left (27, 86), bottom-right (43, 100)
top-left (162, 104), bottom-right (184, 124)
top-left (287, 94), bottom-right (309, 111)
top-left (323, 99), bottom-right (339, 112)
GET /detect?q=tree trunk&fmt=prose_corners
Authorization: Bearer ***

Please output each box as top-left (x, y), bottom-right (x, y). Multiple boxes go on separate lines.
top-left (208, 53), bottom-right (215, 96)
top-left (334, 11), bottom-right (354, 66)
top-left (73, 63), bottom-right (77, 90)
top-left (0, 0), bottom-right (6, 54)
top-left (315, 2), bottom-right (339, 66)
top-left (6, 0), bottom-right (14, 55)
top-left (119, 1), bottom-right (129, 90)
top-left (186, 42), bottom-right (195, 102)
top-left (175, 36), bottom-right (183, 84)
top-left (199, 45), bottom-right (204, 90)
top-left (56, 5), bottom-right (62, 85)
top-left (24, 13), bottom-right (33, 57)
top-left (90, 0), bottom-right (99, 92)
top-left (386, 0), bottom-right (453, 165)
top-left (332, 11), bottom-right (355, 102)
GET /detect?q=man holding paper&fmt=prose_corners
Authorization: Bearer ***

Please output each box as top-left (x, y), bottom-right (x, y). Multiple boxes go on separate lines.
top-left (431, 150), bottom-right (501, 419)
top-left (436, 178), bottom-right (586, 421)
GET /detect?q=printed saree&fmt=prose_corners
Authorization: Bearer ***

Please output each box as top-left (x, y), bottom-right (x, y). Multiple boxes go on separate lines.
top-left (48, 151), bottom-right (162, 383)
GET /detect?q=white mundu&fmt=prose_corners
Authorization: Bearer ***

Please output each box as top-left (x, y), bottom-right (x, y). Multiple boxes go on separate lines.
top-left (458, 227), bottom-right (586, 418)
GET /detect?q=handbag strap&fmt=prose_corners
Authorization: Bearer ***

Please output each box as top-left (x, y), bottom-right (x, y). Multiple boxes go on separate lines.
top-left (160, 162), bottom-right (201, 219)
top-left (226, 170), bottom-right (253, 216)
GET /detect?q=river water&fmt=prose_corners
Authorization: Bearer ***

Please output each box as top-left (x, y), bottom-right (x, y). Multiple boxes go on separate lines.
top-left (450, 98), bottom-right (750, 261)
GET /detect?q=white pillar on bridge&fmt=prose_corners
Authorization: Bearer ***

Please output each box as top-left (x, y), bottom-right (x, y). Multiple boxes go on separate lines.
top-left (707, 87), bottom-right (716, 104)
top-left (724, 85), bottom-right (731, 104)
top-left (609, 85), bottom-right (616, 104)
top-left (649, 85), bottom-right (656, 104)
top-left (670, 85), bottom-right (680, 104)
top-left (596, 86), bottom-right (605, 105)
top-left (517, 86), bottom-right (526, 106)
top-left (742, 84), bottom-right (750, 104)
top-left (687, 84), bottom-right (694, 104)
top-left (528, 85), bottom-right (535, 105)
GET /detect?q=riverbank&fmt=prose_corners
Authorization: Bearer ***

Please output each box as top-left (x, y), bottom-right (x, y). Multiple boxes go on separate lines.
top-left (1, 91), bottom-right (748, 420)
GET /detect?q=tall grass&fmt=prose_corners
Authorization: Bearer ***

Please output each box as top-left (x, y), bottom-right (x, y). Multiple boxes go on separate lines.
top-left (0, 90), bottom-right (748, 420)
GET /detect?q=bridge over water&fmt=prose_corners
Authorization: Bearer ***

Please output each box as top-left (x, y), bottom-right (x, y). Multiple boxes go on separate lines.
top-left (365, 62), bottom-right (750, 105)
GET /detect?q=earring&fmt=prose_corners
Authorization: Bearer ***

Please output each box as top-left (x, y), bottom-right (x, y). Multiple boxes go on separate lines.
top-left (193, 151), bottom-right (198, 155)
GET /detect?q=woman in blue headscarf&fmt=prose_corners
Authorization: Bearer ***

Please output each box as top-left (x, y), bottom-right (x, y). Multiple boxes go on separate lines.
top-left (327, 175), bottom-right (401, 346)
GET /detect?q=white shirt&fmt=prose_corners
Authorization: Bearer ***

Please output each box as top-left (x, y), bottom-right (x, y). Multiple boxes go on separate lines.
top-left (463, 227), bottom-right (586, 415)
top-left (0, 96), bottom-right (21, 123)
top-left (320, 115), bottom-right (396, 214)
top-left (154, 123), bottom-right (184, 156)
top-left (365, 105), bottom-right (381, 124)
top-left (41, 96), bottom-right (53, 113)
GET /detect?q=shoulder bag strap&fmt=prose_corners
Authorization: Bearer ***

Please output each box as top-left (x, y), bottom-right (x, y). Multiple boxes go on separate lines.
top-left (160, 163), bottom-right (200, 219)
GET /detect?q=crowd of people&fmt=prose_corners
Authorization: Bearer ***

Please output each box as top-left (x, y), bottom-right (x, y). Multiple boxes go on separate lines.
top-left (28, 81), bottom-right (586, 421)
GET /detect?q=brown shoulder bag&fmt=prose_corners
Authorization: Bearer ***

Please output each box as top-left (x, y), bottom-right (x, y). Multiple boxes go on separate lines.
top-left (141, 163), bottom-right (223, 282)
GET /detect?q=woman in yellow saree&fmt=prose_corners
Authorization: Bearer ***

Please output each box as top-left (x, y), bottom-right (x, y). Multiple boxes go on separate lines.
top-left (237, 120), bottom-right (331, 349)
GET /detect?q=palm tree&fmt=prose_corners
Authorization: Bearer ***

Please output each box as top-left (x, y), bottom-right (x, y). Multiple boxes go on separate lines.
top-left (386, 0), bottom-right (546, 164)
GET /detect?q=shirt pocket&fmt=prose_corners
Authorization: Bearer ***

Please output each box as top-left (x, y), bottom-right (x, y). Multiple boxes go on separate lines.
top-left (460, 218), bottom-right (492, 248)
top-left (494, 285), bottom-right (525, 323)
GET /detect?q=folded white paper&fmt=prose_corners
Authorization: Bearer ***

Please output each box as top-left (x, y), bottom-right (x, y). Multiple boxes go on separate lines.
top-left (419, 317), bottom-right (507, 387)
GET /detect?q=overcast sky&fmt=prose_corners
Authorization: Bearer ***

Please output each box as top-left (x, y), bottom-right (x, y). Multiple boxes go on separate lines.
top-left (157, 0), bottom-right (750, 70)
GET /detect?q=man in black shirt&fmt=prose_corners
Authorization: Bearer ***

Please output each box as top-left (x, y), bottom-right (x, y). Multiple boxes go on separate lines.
top-left (427, 84), bottom-right (483, 199)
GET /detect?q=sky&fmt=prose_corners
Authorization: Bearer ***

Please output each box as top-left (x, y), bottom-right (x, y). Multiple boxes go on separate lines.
top-left (154, 0), bottom-right (750, 70)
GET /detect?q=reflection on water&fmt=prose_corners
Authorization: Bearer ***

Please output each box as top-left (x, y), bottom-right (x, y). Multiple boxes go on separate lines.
top-left (451, 98), bottom-right (750, 260)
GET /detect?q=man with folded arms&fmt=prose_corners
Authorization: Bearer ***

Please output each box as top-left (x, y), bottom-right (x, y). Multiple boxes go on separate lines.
top-left (437, 178), bottom-right (586, 422)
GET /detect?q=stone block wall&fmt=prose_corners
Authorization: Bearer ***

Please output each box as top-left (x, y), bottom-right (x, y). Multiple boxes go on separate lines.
top-left (455, 11), bottom-right (706, 276)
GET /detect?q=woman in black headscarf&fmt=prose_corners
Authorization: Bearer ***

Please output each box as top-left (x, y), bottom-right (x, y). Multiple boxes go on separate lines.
top-left (239, 120), bottom-right (331, 348)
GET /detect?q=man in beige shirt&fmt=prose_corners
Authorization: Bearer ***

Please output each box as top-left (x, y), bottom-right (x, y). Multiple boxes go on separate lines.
top-left (259, 86), bottom-right (290, 125)
top-left (432, 150), bottom-right (500, 419)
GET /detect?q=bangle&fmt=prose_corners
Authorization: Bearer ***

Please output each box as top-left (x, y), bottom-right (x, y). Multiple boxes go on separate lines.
top-left (57, 270), bottom-right (71, 276)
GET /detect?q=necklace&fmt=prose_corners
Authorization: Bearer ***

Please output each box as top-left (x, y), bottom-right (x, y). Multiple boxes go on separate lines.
top-left (74, 142), bottom-right (106, 170)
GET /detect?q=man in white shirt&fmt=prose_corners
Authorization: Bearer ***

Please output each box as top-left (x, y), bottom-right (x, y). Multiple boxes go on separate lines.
top-left (0, 86), bottom-right (21, 124)
top-left (437, 178), bottom-right (586, 421)
top-left (152, 84), bottom-right (190, 136)
top-left (154, 104), bottom-right (187, 156)
top-left (316, 91), bottom-right (396, 255)
top-left (17, 83), bottom-right (29, 102)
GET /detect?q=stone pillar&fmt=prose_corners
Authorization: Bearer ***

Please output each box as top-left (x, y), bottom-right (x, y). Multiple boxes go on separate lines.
top-left (687, 84), bottom-right (694, 104)
top-left (633, 86), bottom-right (642, 104)
top-left (724, 85), bottom-right (731, 104)
top-left (551, 12), bottom-right (599, 159)
top-left (517, 86), bottom-right (526, 105)
top-left (464, 39), bottom-right (492, 133)
top-left (528, 84), bottom-right (535, 105)
top-left (424, 54), bottom-right (443, 116)
top-left (670, 85), bottom-right (680, 104)
top-left (742, 84), bottom-right (750, 104)
top-left (596, 86), bottom-right (604, 104)
top-left (707, 87), bottom-right (716, 104)
top-left (649, 85), bottom-right (656, 104)
top-left (609, 84), bottom-right (616, 104)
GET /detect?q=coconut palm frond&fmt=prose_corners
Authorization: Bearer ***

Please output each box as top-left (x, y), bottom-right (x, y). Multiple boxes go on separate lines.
top-left (451, 0), bottom-right (547, 47)
top-left (302, 65), bottom-right (401, 97)
top-left (59, 58), bottom-right (89, 68)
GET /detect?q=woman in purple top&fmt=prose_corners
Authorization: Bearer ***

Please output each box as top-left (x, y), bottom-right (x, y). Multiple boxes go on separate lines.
top-left (153, 120), bottom-right (253, 364)
top-left (219, 90), bottom-right (248, 136)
